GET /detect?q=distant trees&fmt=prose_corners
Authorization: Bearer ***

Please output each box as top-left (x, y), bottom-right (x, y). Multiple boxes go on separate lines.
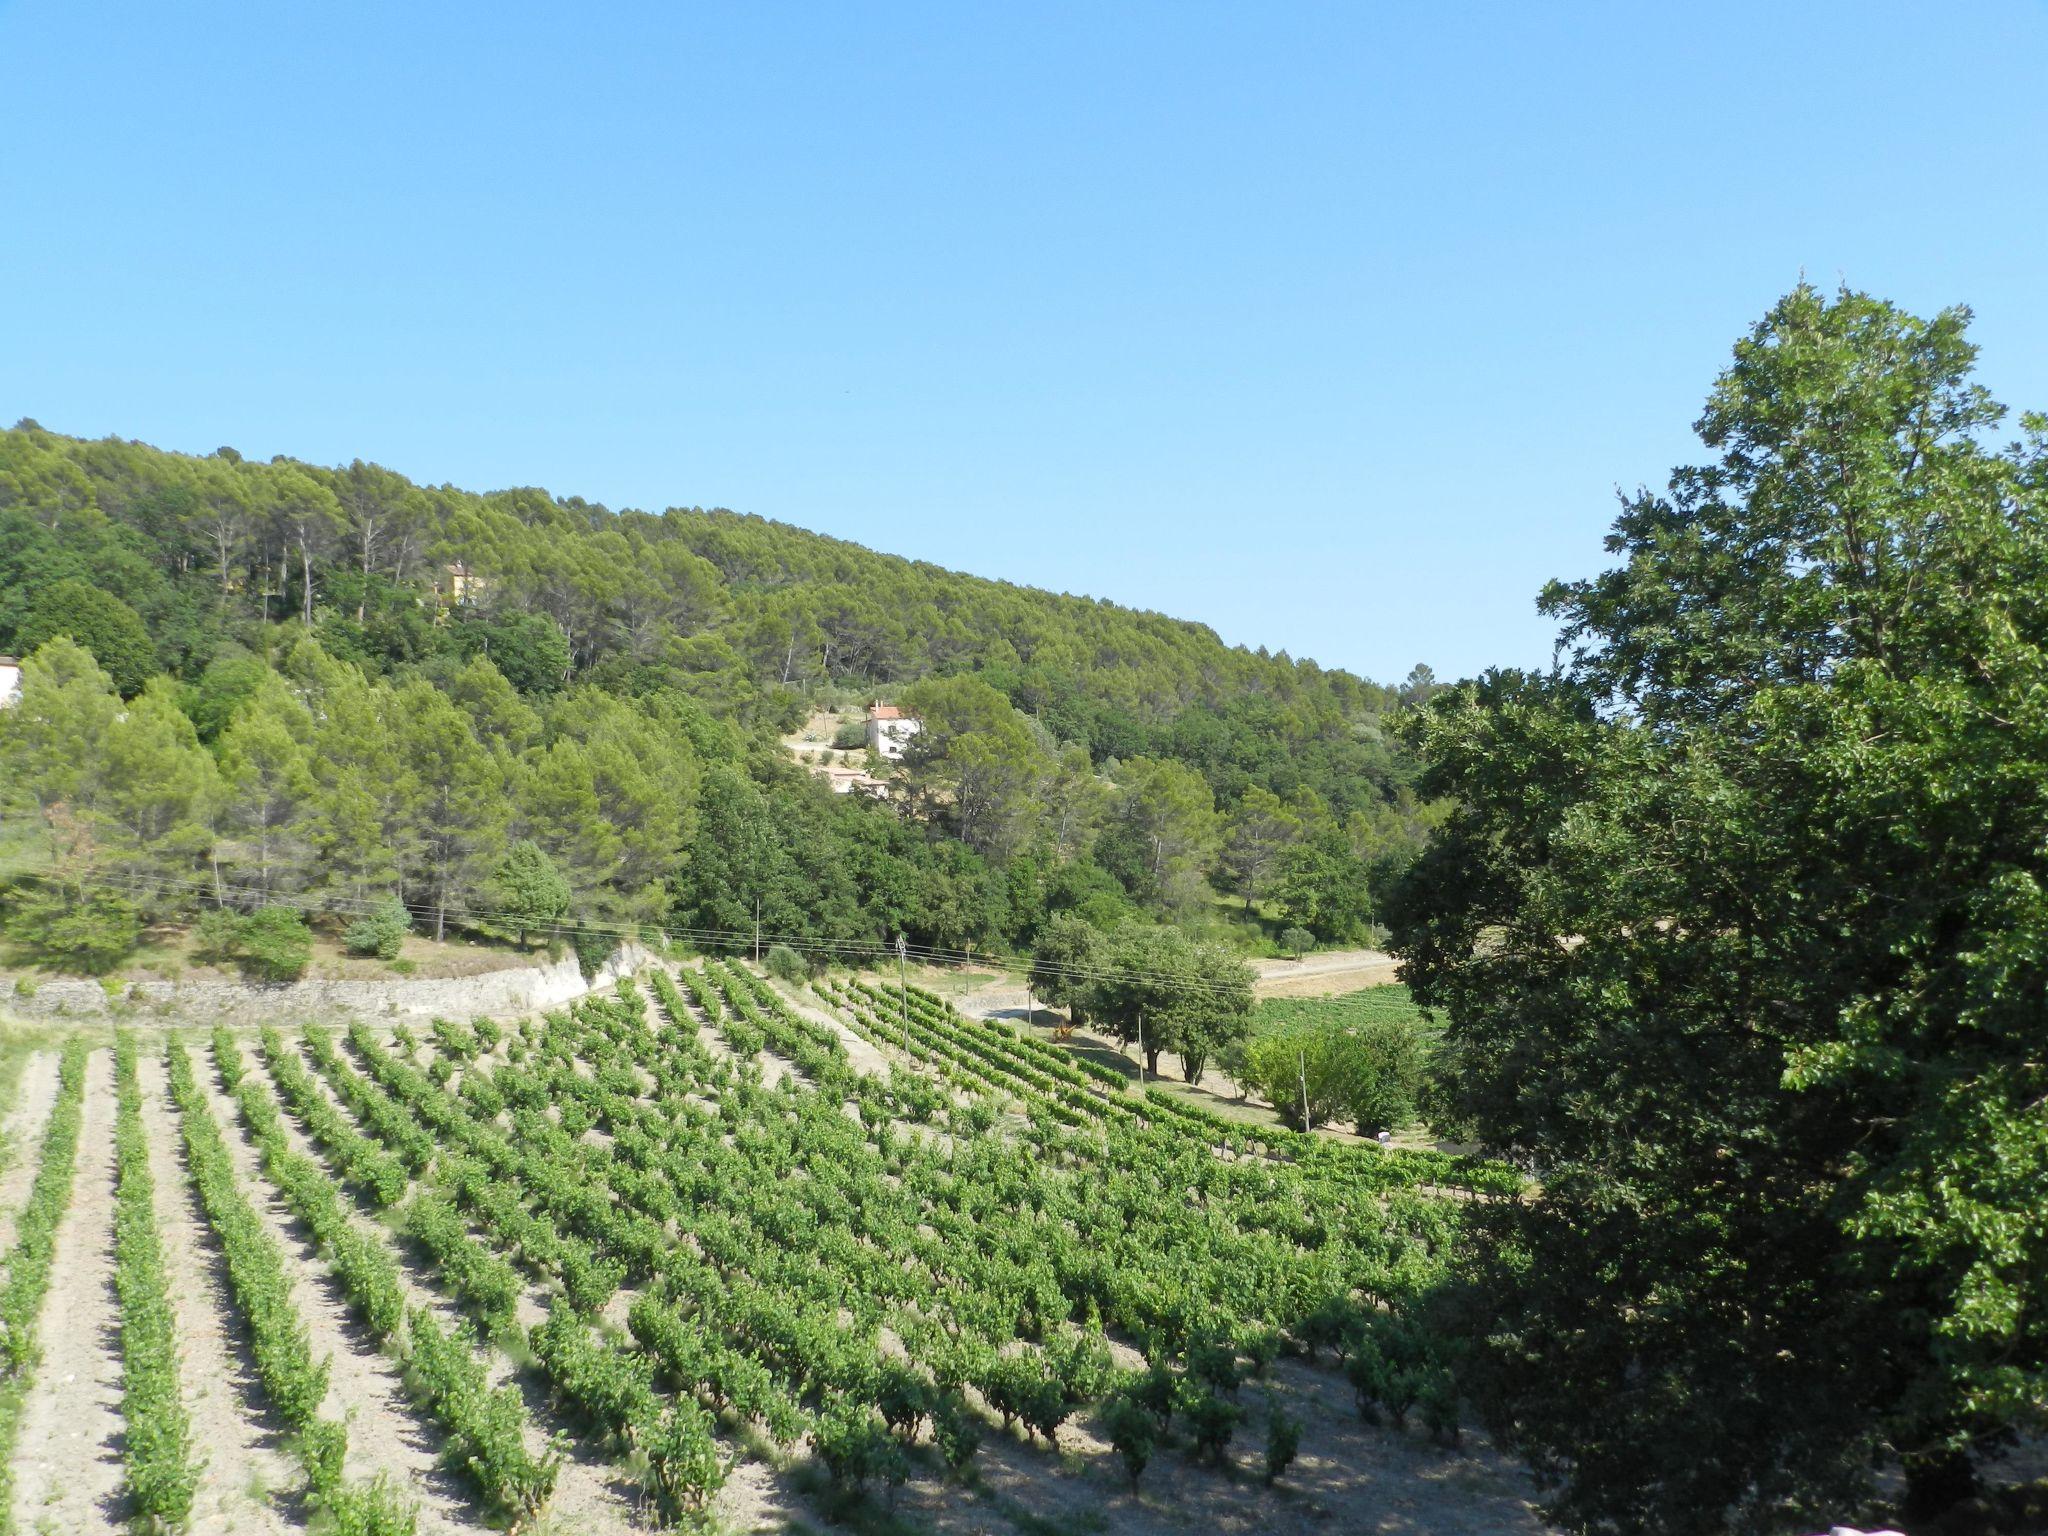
top-left (0, 636), bottom-right (708, 971)
top-left (1234, 1009), bottom-right (1425, 1133)
top-left (1041, 920), bottom-right (1254, 1083)
top-left (0, 414), bottom-right (1429, 973)
top-left (897, 675), bottom-right (1048, 860)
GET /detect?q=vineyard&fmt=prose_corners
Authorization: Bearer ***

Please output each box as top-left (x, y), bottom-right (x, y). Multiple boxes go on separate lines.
top-left (0, 964), bottom-right (1543, 1535)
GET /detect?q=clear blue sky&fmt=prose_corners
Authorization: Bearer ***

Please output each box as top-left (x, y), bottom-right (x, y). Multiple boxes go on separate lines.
top-left (4, 2), bottom-right (2044, 685)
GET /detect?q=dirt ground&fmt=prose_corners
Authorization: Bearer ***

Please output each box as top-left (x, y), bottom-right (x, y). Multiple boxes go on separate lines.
top-left (1251, 949), bottom-right (1404, 998)
top-left (135, 1047), bottom-right (300, 1536)
top-left (0, 1049), bottom-right (60, 1255)
top-left (0, 976), bottom-right (1555, 1536)
top-left (12, 1045), bottom-right (125, 1534)
top-left (192, 1040), bottom-right (484, 1534)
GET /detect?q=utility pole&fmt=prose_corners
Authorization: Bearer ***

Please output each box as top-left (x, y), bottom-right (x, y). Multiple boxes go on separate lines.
top-left (1137, 1009), bottom-right (1146, 1088)
top-left (753, 896), bottom-right (761, 965)
top-left (897, 933), bottom-right (910, 1055)
top-left (1299, 1046), bottom-right (1310, 1133)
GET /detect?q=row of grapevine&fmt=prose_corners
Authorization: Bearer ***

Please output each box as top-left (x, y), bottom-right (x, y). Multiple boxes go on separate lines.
top-left (290, 1022), bottom-right (729, 1519)
top-left (112, 1035), bottom-right (200, 1532)
top-left (0, 1037), bottom-right (89, 1531)
top-left (286, 967), bottom-right (1469, 1511)
top-left (214, 1030), bottom-right (559, 1524)
top-left (163, 1035), bottom-right (418, 1535)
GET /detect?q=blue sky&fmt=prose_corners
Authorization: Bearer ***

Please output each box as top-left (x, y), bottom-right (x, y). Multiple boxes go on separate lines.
top-left (3, 2), bottom-right (2044, 684)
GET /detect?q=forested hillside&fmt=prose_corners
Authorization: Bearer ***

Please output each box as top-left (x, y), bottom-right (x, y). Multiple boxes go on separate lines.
top-left (0, 423), bottom-right (1431, 973)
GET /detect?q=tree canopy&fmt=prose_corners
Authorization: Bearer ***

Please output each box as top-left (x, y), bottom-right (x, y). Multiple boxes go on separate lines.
top-left (1390, 285), bottom-right (2048, 1534)
top-left (0, 420), bottom-right (1432, 971)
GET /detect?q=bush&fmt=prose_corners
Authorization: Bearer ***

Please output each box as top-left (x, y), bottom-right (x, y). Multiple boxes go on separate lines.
top-left (193, 906), bottom-right (243, 965)
top-left (1099, 1392), bottom-right (1156, 1490)
top-left (832, 720), bottom-right (869, 750)
top-left (763, 944), bottom-right (806, 986)
top-left (1240, 1008), bottom-right (1428, 1134)
top-left (1263, 1394), bottom-right (1300, 1485)
top-left (1281, 925), bottom-right (1315, 959)
top-left (240, 907), bottom-right (313, 982)
top-left (3, 884), bottom-right (142, 974)
top-left (344, 897), bottom-right (411, 961)
top-left (570, 928), bottom-right (615, 980)
top-left (931, 1390), bottom-right (981, 1476)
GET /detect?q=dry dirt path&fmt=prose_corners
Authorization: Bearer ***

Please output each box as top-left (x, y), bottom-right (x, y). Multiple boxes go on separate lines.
top-left (0, 1049), bottom-right (60, 1253)
top-left (196, 1040), bottom-right (482, 1535)
top-left (12, 1044), bottom-right (124, 1534)
top-left (252, 1040), bottom-right (644, 1536)
top-left (1252, 947), bottom-right (1401, 997)
top-left (135, 1046), bottom-right (301, 1536)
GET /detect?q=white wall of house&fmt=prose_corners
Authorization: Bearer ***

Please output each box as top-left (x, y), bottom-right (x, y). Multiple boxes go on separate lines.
top-left (0, 658), bottom-right (21, 710)
top-left (866, 709), bottom-right (920, 761)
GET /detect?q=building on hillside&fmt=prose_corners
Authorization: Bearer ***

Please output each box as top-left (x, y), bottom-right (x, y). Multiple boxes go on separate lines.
top-left (866, 702), bottom-right (920, 761)
top-left (0, 656), bottom-right (20, 710)
top-left (433, 561), bottom-right (488, 608)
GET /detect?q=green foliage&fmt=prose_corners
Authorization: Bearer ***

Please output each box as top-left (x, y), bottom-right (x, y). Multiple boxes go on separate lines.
top-left (0, 1039), bottom-right (89, 1526)
top-left (930, 1389), bottom-right (982, 1476)
top-left (162, 1037), bottom-right (414, 1529)
top-left (490, 839), bottom-right (570, 944)
top-left (1, 883), bottom-right (141, 974)
top-left (1080, 922), bottom-right (1255, 1082)
top-left (1279, 924), bottom-right (1313, 959)
top-left (239, 905), bottom-right (312, 981)
top-left (1262, 1394), bottom-right (1300, 1486)
top-left (16, 579), bottom-right (158, 695)
top-left (1239, 989), bottom-right (1430, 1133)
top-left (112, 1035), bottom-right (200, 1531)
top-left (1099, 1391), bottom-right (1157, 1490)
top-left (1392, 284), bottom-right (2048, 1533)
top-left (343, 895), bottom-right (411, 960)
top-left (763, 942), bottom-right (807, 985)
top-left (0, 419), bottom-right (1429, 975)
top-left (811, 1401), bottom-right (906, 1492)
top-left (1179, 1383), bottom-right (1243, 1466)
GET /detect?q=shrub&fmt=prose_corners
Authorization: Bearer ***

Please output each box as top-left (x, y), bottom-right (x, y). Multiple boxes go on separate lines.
top-left (1263, 1394), bottom-right (1300, 1485)
top-left (931, 1390), bottom-right (982, 1476)
top-left (240, 907), bottom-right (313, 982)
top-left (1099, 1392), bottom-right (1156, 1490)
top-left (1180, 1383), bottom-right (1243, 1465)
top-left (3, 885), bottom-right (141, 974)
top-left (763, 944), bottom-right (806, 986)
top-left (490, 841), bottom-right (570, 945)
top-left (1281, 925), bottom-right (1315, 958)
top-left (811, 1401), bottom-right (905, 1491)
top-left (344, 897), bottom-right (411, 961)
top-left (570, 928), bottom-right (614, 980)
top-left (193, 906), bottom-right (243, 964)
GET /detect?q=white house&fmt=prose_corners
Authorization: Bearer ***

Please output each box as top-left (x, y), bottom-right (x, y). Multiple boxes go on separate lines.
top-left (866, 702), bottom-right (920, 761)
top-left (0, 656), bottom-right (20, 710)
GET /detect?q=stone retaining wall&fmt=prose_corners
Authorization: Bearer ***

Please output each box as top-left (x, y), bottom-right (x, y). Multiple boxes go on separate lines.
top-left (2, 942), bottom-right (660, 1028)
